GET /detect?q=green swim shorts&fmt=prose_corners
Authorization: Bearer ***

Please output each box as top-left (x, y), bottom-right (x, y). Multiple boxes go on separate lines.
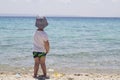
top-left (33, 52), bottom-right (46, 58)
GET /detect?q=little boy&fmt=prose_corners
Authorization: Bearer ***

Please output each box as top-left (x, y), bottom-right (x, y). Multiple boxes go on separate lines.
top-left (33, 16), bottom-right (50, 78)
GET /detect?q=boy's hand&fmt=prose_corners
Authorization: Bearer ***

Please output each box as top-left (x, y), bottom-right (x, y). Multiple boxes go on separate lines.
top-left (44, 41), bottom-right (50, 54)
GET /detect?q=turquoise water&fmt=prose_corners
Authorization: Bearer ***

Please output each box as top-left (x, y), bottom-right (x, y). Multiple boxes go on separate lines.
top-left (0, 17), bottom-right (120, 69)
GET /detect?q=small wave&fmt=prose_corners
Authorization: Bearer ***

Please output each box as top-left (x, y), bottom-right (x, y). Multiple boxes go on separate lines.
top-left (48, 52), bottom-right (91, 58)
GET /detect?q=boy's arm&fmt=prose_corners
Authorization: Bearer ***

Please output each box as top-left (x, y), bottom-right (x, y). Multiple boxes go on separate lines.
top-left (44, 40), bottom-right (50, 54)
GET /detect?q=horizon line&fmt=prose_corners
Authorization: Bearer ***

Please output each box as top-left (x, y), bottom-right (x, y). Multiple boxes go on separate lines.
top-left (0, 15), bottom-right (120, 18)
top-left (0, 14), bottom-right (120, 18)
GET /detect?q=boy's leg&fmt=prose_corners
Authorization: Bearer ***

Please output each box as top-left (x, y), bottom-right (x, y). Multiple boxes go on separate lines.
top-left (34, 57), bottom-right (40, 77)
top-left (40, 56), bottom-right (47, 77)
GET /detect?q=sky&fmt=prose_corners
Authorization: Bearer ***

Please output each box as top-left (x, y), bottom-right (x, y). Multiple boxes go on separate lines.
top-left (0, 0), bottom-right (120, 17)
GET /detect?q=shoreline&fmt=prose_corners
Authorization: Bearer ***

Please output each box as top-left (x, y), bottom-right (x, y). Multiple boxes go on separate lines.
top-left (0, 65), bottom-right (120, 80)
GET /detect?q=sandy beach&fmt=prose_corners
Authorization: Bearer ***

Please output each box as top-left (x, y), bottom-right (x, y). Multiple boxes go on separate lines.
top-left (0, 71), bottom-right (120, 80)
top-left (0, 65), bottom-right (120, 80)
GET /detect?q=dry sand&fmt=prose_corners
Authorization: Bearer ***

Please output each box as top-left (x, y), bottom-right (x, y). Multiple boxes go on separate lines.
top-left (0, 69), bottom-right (120, 80)
top-left (0, 65), bottom-right (120, 80)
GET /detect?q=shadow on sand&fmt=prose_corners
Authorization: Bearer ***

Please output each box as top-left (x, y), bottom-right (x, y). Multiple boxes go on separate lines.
top-left (35, 75), bottom-right (50, 80)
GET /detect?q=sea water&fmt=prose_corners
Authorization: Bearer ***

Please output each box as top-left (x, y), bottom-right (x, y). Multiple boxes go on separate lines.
top-left (0, 16), bottom-right (120, 70)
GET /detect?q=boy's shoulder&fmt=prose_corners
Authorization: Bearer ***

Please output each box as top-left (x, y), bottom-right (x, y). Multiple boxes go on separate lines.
top-left (36, 30), bottom-right (48, 36)
top-left (42, 31), bottom-right (48, 36)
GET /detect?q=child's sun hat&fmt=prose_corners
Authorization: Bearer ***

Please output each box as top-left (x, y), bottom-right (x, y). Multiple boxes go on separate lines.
top-left (36, 16), bottom-right (44, 19)
top-left (35, 16), bottom-right (48, 29)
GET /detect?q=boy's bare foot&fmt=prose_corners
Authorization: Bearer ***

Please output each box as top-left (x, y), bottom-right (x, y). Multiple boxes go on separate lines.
top-left (33, 75), bottom-right (37, 78)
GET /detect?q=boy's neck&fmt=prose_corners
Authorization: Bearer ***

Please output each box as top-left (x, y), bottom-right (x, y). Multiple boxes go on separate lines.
top-left (37, 28), bottom-right (44, 31)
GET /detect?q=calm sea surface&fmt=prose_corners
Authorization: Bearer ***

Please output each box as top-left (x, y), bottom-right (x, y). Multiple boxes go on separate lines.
top-left (0, 16), bottom-right (120, 69)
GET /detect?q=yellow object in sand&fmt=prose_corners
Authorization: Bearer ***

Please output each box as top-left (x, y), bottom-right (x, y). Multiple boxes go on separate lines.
top-left (53, 72), bottom-right (65, 78)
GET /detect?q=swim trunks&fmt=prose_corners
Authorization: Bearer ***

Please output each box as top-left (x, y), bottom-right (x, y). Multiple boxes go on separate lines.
top-left (33, 52), bottom-right (46, 58)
